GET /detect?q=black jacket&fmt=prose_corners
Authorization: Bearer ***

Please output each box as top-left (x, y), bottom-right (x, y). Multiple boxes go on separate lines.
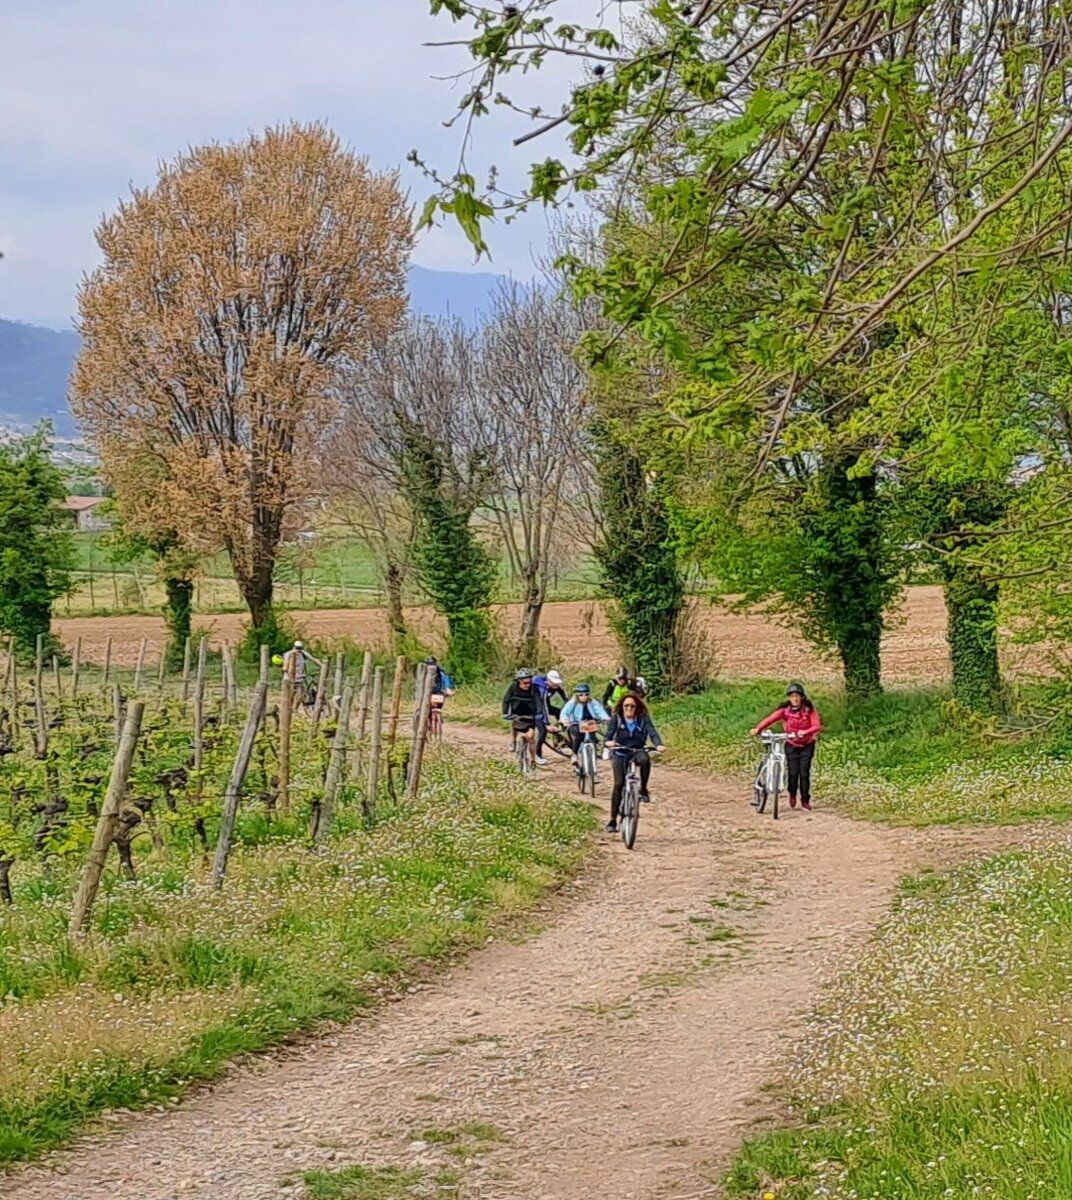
top-left (606, 713), bottom-right (663, 751)
top-left (502, 682), bottom-right (543, 721)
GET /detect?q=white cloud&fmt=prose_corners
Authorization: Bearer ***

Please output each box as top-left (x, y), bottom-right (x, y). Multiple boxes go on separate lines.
top-left (1, 0), bottom-right (601, 324)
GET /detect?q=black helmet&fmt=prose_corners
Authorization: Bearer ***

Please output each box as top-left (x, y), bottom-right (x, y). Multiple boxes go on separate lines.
top-left (786, 681), bottom-right (806, 697)
top-left (516, 668), bottom-right (534, 680)
top-left (424, 656), bottom-right (438, 666)
top-left (615, 665), bottom-right (629, 681)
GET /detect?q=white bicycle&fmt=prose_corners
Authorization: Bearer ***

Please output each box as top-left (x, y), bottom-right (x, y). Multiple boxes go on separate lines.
top-left (752, 731), bottom-right (788, 820)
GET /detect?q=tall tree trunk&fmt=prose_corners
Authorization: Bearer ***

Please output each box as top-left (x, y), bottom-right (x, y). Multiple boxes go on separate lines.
top-left (593, 426), bottom-right (684, 697)
top-left (810, 457), bottom-right (890, 703)
top-left (517, 573), bottom-right (545, 663)
top-left (163, 577), bottom-right (194, 670)
top-left (384, 558), bottom-right (407, 650)
top-left (942, 563), bottom-right (1002, 714)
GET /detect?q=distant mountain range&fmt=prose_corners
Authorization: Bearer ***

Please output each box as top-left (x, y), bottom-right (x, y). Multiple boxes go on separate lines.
top-left (0, 265), bottom-right (510, 436)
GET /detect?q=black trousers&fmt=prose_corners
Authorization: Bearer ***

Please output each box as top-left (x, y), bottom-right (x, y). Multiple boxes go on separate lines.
top-left (535, 703), bottom-right (563, 754)
top-left (786, 742), bottom-right (816, 803)
top-left (610, 750), bottom-right (650, 822)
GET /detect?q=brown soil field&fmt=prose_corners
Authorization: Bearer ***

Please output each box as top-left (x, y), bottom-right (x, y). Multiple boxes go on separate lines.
top-left (52, 584), bottom-right (1043, 683)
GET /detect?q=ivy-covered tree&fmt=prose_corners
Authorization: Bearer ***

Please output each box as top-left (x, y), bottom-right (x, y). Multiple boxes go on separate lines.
top-left (338, 316), bottom-right (497, 679)
top-left (0, 428), bottom-right (73, 654)
top-left (592, 423), bottom-right (685, 697)
top-left (400, 419), bottom-right (497, 679)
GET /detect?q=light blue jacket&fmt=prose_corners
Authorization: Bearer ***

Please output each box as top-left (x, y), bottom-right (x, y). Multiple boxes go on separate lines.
top-left (560, 696), bottom-right (609, 725)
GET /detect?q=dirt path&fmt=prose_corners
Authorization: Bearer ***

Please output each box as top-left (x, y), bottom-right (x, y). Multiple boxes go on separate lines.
top-left (5, 731), bottom-right (1040, 1200)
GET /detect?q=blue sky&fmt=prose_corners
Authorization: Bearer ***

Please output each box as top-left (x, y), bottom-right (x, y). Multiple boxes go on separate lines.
top-left (2, 1), bottom-right (598, 328)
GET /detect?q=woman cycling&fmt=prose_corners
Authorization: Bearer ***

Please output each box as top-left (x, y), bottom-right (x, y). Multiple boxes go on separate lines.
top-left (559, 682), bottom-right (609, 765)
top-left (605, 693), bottom-right (664, 833)
top-left (750, 682), bottom-right (822, 810)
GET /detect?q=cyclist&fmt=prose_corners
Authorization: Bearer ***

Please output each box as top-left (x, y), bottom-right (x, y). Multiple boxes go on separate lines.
top-left (605, 693), bottom-right (664, 832)
top-left (533, 668), bottom-right (568, 764)
top-left (750, 682), bottom-right (822, 810)
top-left (501, 668), bottom-right (543, 764)
top-left (282, 640), bottom-right (323, 705)
top-left (602, 666), bottom-right (634, 710)
top-left (425, 655), bottom-right (455, 725)
top-left (560, 682), bottom-right (610, 768)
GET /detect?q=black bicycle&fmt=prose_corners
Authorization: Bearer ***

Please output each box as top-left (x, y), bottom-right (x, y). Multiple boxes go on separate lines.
top-left (607, 745), bottom-right (645, 850)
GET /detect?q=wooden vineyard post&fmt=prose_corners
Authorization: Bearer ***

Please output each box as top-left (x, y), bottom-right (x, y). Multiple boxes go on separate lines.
top-left (259, 643), bottom-right (270, 684)
top-left (365, 666), bottom-right (384, 820)
top-left (211, 681), bottom-right (268, 889)
top-left (33, 635), bottom-right (47, 759)
top-left (387, 654), bottom-right (406, 750)
top-left (352, 650), bottom-right (373, 777)
top-left (192, 638), bottom-right (208, 806)
top-left (51, 656), bottom-right (63, 705)
top-left (226, 644), bottom-right (238, 709)
top-left (71, 636), bottom-right (82, 700)
top-left (133, 637), bottom-right (147, 692)
top-left (157, 651), bottom-right (166, 692)
top-left (7, 637), bottom-right (18, 750)
top-left (112, 683), bottom-right (124, 745)
top-left (406, 665), bottom-right (436, 799)
top-left (102, 636), bottom-right (113, 687)
top-left (311, 684), bottom-right (354, 847)
top-left (333, 653), bottom-right (346, 711)
top-left (69, 700), bottom-right (144, 937)
top-left (411, 663), bottom-right (428, 735)
top-left (279, 677), bottom-right (293, 812)
top-left (312, 656), bottom-right (330, 726)
top-left (180, 637), bottom-right (192, 703)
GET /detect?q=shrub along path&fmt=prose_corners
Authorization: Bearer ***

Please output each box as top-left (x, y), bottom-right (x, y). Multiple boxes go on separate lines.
top-left (4, 729), bottom-right (1044, 1200)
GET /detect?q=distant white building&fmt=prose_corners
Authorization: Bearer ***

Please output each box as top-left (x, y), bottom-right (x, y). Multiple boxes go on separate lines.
top-left (62, 495), bottom-right (112, 532)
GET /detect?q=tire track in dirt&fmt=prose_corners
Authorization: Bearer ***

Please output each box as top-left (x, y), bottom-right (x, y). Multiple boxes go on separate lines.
top-left (4, 728), bottom-right (1046, 1200)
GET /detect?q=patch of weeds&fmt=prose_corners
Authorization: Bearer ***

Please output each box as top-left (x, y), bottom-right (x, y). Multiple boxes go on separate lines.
top-left (301, 1164), bottom-right (426, 1199)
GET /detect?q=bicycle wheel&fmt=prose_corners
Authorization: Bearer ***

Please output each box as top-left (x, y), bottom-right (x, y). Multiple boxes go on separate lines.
top-left (771, 782), bottom-right (780, 820)
top-left (576, 742), bottom-right (588, 793)
top-left (517, 735), bottom-right (532, 776)
top-left (621, 777), bottom-right (639, 850)
top-left (586, 744), bottom-right (597, 798)
top-left (429, 708), bottom-right (443, 740)
top-left (756, 768), bottom-right (769, 814)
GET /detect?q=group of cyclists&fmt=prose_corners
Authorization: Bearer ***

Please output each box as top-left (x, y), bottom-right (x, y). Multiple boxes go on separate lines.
top-left (278, 638), bottom-right (821, 826)
top-left (502, 665), bottom-right (665, 833)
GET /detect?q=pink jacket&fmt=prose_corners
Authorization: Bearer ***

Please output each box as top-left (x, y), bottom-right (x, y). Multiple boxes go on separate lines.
top-left (755, 703), bottom-right (821, 746)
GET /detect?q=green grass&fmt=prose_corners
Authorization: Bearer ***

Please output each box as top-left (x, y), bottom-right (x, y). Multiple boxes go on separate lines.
top-left (646, 681), bottom-right (1072, 825)
top-left (63, 532), bottom-right (604, 618)
top-left (0, 749), bottom-right (594, 1165)
top-left (724, 842), bottom-right (1072, 1198)
top-left (451, 675), bottom-right (1072, 825)
top-left (301, 1165), bottom-right (433, 1199)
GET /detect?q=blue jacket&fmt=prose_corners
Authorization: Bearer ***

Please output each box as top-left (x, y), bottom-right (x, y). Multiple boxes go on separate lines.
top-left (431, 666), bottom-right (453, 693)
top-left (560, 696), bottom-right (609, 725)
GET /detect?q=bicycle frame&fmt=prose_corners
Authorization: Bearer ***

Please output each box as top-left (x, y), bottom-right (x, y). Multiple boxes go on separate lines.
top-left (761, 732), bottom-right (788, 787)
top-left (756, 732), bottom-right (788, 817)
top-left (574, 724), bottom-right (602, 795)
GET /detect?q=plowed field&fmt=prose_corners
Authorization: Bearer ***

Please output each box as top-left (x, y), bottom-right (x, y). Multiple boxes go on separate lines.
top-left (48, 584), bottom-right (1030, 683)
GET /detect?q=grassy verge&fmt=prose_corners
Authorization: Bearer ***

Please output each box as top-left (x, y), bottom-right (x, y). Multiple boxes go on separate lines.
top-left (654, 682), bottom-right (1072, 825)
top-left (726, 837), bottom-right (1072, 1198)
top-left (450, 676), bottom-right (1072, 824)
top-left (0, 749), bottom-right (594, 1166)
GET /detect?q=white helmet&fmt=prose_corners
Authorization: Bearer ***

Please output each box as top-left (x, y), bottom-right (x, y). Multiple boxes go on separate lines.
top-left (635, 675), bottom-right (647, 692)
top-left (294, 641), bottom-right (304, 649)
top-left (547, 670), bottom-right (563, 687)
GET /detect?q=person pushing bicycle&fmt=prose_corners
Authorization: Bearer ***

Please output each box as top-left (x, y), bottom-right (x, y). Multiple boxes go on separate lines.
top-left (604, 693), bottom-right (664, 833)
top-left (751, 682), bottom-right (822, 810)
